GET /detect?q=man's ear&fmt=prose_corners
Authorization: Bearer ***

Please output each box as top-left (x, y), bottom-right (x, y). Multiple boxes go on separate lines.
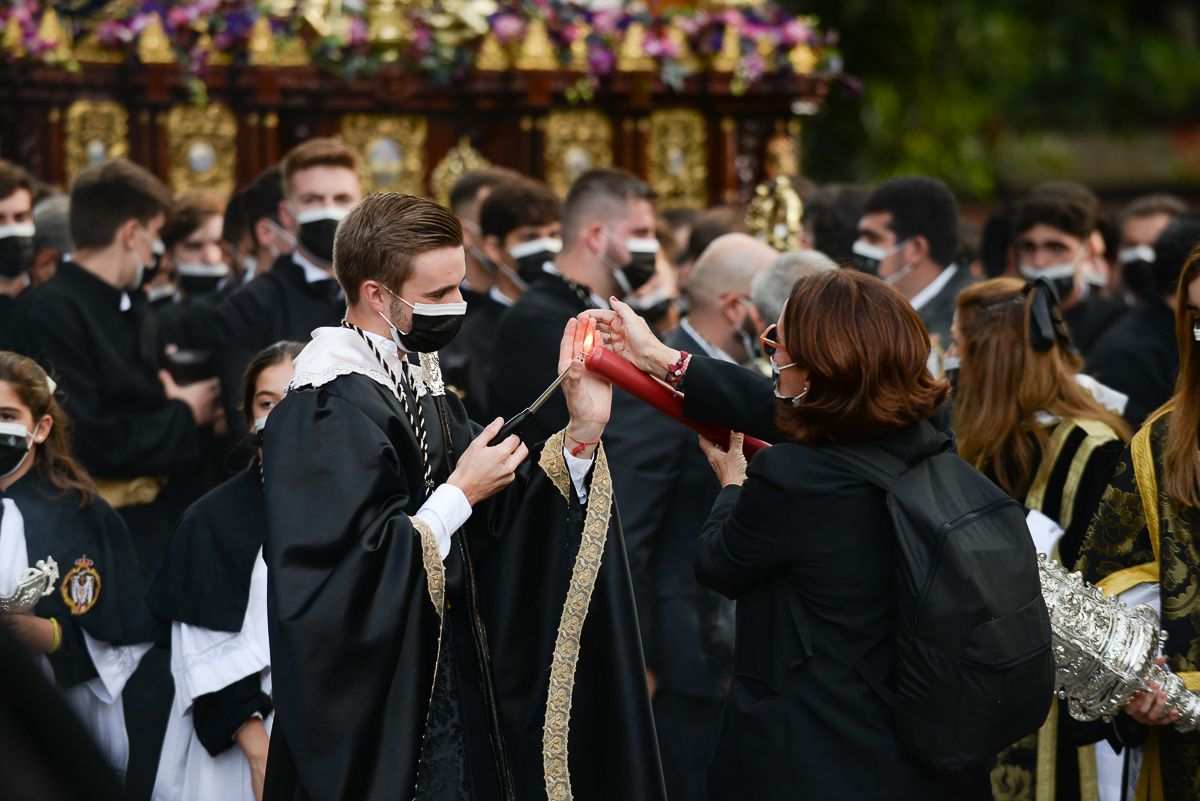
top-left (907, 235), bottom-right (931, 264)
top-left (481, 234), bottom-right (505, 266)
top-left (360, 279), bottom-right (388, 314)
top-left (584, 221), bottom-right (606, 256)
top-left (116, 218), bottom-right (140, 251)
top-left (278, 201), bottom-right (296, 233)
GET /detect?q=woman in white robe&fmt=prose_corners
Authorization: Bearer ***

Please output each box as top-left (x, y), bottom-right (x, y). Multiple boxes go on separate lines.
top-left (150, 341), bottom-right (302, 801)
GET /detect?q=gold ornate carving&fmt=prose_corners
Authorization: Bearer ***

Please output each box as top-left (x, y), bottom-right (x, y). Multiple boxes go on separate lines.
top-left (75, 31), bottom-right (124, 63)
top-left (648, 110), bottom-right (708, 209)
top-left (765, 129), bottom-right (799, 179)
top-left (745, 176), bottom-right (805, 251)
top-left (137, 14), bottom-right (174, 64)
top-left (165, 103), bottom-right (237, 194)
top-left (539, 431), bottom-right (614, 801)
top-left (36, 9), bottom-right (74, 64)
top-left (569, 23), bottom-right (590, 71)
top-left (249, 17), bottom-right (311, 66)
top-left (264, 112), bottom-right (279, 129)
top-left (430, 137), bottom-right (490, 206)
top-left (712, 25), bottom-right (740, 72)
top-left (342, 114), bottom-right (428, 195)
top-left (544, 109), bottom-right (613, 198)
top-left (65, 100), bottom-right (129, 181)
top-left (516, 18), bottom-right (557, 71)
top-left (617, 23), bottom-right (654, 72)
top-left (475, 32), bottom-right (510, 71)
top-left (667, 28), bottom-right (701, 73)
top-left (369, 0), bottom-right (411, 52)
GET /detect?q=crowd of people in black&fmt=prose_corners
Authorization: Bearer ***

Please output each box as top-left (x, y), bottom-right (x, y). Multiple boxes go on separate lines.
top-left (0, 136), bottom-right (1199, 801)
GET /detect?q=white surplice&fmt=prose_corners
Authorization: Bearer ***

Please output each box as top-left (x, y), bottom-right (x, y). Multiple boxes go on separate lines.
top-left (151, 549), bottom-right (272, 801)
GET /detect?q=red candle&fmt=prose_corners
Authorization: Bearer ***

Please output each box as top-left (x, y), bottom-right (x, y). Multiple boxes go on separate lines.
top-left (584, 345), bottom-right (770, 458)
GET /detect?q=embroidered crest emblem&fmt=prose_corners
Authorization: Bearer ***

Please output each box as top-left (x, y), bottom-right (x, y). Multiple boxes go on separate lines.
top-left (60, 555), bottom-right (101, 615)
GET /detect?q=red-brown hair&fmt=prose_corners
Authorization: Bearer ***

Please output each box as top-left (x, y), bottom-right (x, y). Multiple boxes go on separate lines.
top-left (281, 138), bottom-right (359, 197)
top-left (776, 269), bottom-right (949, 444)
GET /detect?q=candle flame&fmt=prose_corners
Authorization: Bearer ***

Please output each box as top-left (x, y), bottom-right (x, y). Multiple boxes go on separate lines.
top-left (583, 331), bottom-right (594, 353)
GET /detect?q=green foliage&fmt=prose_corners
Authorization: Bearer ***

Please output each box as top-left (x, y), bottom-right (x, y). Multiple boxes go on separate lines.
top-left (791, 0), bottom-right (1200, 196)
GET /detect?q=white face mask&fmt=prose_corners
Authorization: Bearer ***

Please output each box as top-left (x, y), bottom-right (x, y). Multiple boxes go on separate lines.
top-left (253, 416), bottom-right (268, 433)
top-left (851, 238), bottom-right (911, 282)
top-left (1193, 322), bottom-right (1200, 343)
top-left (1118, 245), bottom-right (1156, 266)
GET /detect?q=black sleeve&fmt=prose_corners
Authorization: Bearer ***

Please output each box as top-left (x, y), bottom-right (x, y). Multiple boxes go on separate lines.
top-left (20, 300), bottom-right (202, 475)
top-left (45, 616), bottom-right (99, 689)
top-left (694, 449), bottom-right (800, 598)
top-left (192, 673), bottom-right (272, 757)
top-left (679, 356), bottom-right (782, 443)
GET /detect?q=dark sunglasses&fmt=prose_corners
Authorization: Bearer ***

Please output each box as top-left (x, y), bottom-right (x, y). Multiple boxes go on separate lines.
top-left (760, 323), bottom-right (785, 359)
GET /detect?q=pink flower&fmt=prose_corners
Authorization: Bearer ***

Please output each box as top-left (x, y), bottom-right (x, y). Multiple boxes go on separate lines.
top-left (412, 26), bottom-right (432, 49)
top-left (781, 18), bottom-right (810, 46)
top-left (167, 7), bottom-right (191, 30)
top-left (591, 10), bottom-right (619, 37)
top-left (720, 10), bottom-right (745, 29)
top-left (742, 52), bottom-right (764, 82)
top-left (675, 17), bottom-right (700, 36)
top-left (491, 13), bottom-right (524, 43)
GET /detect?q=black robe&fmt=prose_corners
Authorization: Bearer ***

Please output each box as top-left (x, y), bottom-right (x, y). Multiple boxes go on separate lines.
top-left (149, 467), bottom-right (274, 756)
top-left (442, 291), bottom-right (509, 422)
top-left (1063, 292), bottom-right (1127, 358)
top-left (211, 254), bottom-right (344, 443)
top-left (1, 470), bottom-right (164, 797)
top-left (8, 261), bottom-right (203, 568)
top-left (263, 341), bottom-right (663, 801)
top-left (1086, 297), bottom-right (1178, 427)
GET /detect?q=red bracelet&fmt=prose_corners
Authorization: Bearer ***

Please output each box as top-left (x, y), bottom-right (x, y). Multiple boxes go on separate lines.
top-left (565, 431), bottom-right (601, 457)
top-left (664, 351), bottom-right (690, 387)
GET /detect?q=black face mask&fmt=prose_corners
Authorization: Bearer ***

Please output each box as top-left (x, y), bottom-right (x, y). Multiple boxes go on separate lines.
top-left (295, 207), bottom-right (348, 265)
top-left (0, 422), bottom-right (32, 478)
top-left (0, 223), bottom-right (35, 279)
top-left (607, 235), bottom-right (659, 295)
top-left (509, 237), bottom-right (562, 286)
top-left (176, 263), bottom-right (230, 297)
top-left (382, 291), bottom-right (469, 354)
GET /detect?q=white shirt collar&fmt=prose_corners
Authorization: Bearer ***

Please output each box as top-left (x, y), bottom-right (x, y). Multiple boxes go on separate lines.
top-left (681, 317), bottom-right (736, 363)
top-left (119, 292), bottom-right (131, 312)
top-left (363, 327), bottom-right (405, 357)
top-left (910, 264), bottom-right (958, 312)
top-left (488, 285), bottom-right (516, 308)
top-left (293, 251), bottom-right (334, 284)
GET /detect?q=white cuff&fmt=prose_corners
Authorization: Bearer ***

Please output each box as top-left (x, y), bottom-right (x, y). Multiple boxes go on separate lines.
top-left (415, 484), bottom-right (473, 561)
top-left (564, 448), bottom-right (594, 504)
top-left (81, 632), bottom-right (152, 704)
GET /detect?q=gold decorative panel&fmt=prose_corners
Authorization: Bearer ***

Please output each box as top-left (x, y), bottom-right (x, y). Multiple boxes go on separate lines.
top-left (65, 100), bottom-right (129, 181)
top-left (431, 137), bottom-right (490, 206)
top-left (341, 114), bottom-right (427, 196)
top-left (745, 176), bottom-right (805, 251)
top-left (544, 110), bottom-right (613, 198)
top-left (165, 103), bottom-right (237, 195)
top-left (648, 109), bottom-right (708, 209)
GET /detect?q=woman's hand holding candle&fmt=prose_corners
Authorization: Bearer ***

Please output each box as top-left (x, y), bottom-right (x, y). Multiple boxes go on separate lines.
top-left (560, 316), bottom-right (611, 458)
top-left (583, 298), bottom-right (682, 379)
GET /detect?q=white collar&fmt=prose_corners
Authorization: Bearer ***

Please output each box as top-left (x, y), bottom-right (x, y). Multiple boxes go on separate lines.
top-left (680, 317), bottom-right (736, 363)
top-left (910, 264), bottom-right (959, 312)
top-left (1034, 373), bottom-right (1130, 426)
top-left (119, 291), bottom-right (131, 312)
top-left (290, 327), bottom-right (426, 400)
top-left (363, 327), bottom-right (404, 356)
top-left (488, 284), bottom-right (516, 308)
top-left (293, 251), bottom-right (334, 284)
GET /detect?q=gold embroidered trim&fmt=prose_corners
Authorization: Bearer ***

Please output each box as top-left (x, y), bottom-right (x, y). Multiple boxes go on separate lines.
top-left (1059, 420), bottom-right (1120, 532)
top-left (539, 429), bottom-right (572, 501)
top-left (1101, 421), bottom-right (1164, 597)
top-left (1026, 421), bottom-right (1077, 513)
top-left (541, 440), bottom-right (612, 801)
top-left (412, 516), bottom-right (446, 618)
top-left (1077, 743), bottom-right (1099, 801)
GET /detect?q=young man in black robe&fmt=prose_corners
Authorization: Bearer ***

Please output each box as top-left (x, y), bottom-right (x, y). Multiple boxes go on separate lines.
top-left (211, 138), bottom-right (361, 444)
top-left (8, 159), bottom-right (220, 569)
top-left (0, 159), bottom-right (37, 348)
top-left (262, 192), bottom-right (662, 801)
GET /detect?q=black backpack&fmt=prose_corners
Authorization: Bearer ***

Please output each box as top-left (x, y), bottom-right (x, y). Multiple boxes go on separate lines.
top-left (822, 422), bottom-right (1054, 772)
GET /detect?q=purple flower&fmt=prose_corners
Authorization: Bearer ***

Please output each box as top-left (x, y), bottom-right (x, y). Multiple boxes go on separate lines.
top-left (742, 52), bottom-right (764, 82)
top-left (491, 13), bottom-right (524, 43)
top-left (591, 10), bottom-right (619, 37)
top-left (781, 18), bottom-right (810, 46)
top-left (588, 46), bottom-right (614, 75)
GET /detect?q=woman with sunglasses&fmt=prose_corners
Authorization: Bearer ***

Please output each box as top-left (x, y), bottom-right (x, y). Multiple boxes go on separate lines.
top-left (587, 270), bottom-right (989, 800)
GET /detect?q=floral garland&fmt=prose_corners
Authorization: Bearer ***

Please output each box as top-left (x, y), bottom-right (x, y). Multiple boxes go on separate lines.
top-left (0, 1), bottom-right (840, 96)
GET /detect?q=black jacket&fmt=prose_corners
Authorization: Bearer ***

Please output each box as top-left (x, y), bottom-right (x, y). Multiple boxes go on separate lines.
top-left (915, 265), bottom-right (977, 350)
top-left (1086, 297), bottom-right (1177, 427)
